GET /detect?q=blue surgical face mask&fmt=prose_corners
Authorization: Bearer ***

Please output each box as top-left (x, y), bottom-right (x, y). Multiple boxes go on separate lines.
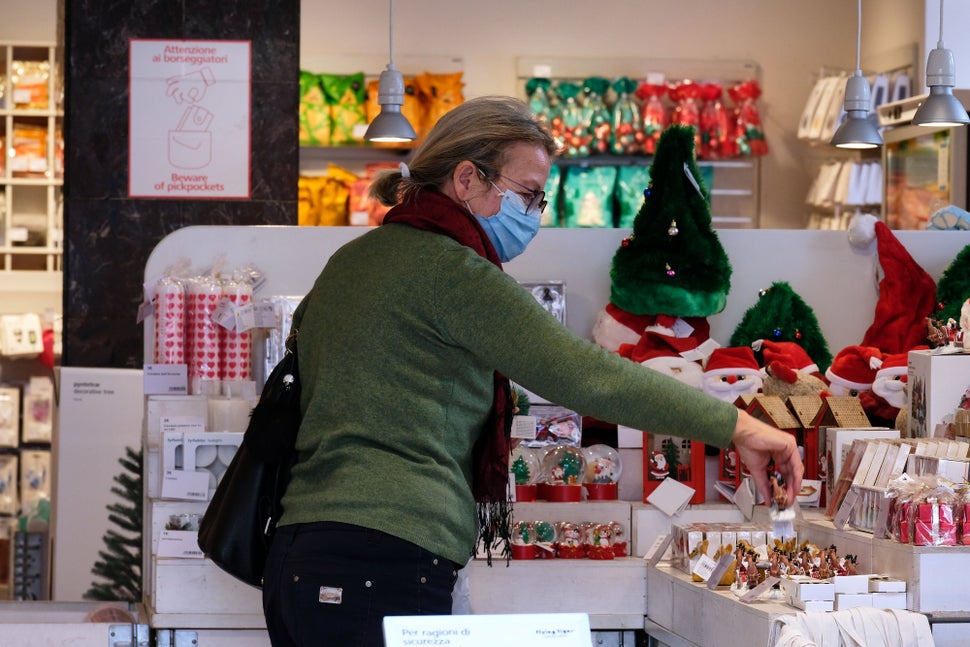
top-left (471, 186), bottom-right (542, 262)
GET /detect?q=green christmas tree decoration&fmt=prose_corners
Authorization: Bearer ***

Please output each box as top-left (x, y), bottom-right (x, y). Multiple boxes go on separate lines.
top-left (729, 281), bottom-right (833, 373)
top-left (608, 124), bottom-right (732, 317)
top-left (83, 447), bottom-right (142, 603)
top-left (932, 243), bottom-right (970, 324)
top-left (511, 454), bottom-right (532, 485)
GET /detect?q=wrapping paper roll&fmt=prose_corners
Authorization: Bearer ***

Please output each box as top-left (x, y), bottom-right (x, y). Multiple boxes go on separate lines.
top-left (153, 278), bottom-right (185, 364)
top-left (220, 279), bottom-right (253, 381)
top-left (186, 276), bottom-right (223, 394)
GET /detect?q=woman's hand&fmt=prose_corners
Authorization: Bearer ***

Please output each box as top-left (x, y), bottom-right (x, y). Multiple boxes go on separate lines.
top-left (731, 409), bottom-right (804, 508)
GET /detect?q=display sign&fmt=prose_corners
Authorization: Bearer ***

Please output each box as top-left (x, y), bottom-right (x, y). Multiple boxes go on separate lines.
top-left (383, 613), bottom-right (591, 647)
top-left (129, 39), bottom-right (251, 198)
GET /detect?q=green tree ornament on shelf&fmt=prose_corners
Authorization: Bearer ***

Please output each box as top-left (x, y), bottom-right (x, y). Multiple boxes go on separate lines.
top-left (609, 124), bottom-right (732, 318)
top-left (511, 454), bottom-right (532, 486)
top-left (729, 281), bottom-right (832, 373)
top-left (662, 438), bottom-right (682, 481)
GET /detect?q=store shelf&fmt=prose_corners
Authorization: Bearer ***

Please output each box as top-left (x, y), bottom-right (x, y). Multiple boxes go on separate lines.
top-left (0, 42), bottom-right (63, 275)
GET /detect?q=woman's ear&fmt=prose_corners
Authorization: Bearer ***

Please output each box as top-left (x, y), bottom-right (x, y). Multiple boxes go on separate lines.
top-left (452, 160), bottom-right (480, 202)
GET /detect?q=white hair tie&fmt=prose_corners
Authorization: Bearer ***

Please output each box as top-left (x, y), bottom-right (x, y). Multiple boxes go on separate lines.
top-left (399, 162), bottom-right (411, 179)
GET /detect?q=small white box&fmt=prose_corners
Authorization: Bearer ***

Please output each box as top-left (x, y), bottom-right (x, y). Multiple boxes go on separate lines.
top-left (792, 598), bottom-right (834, 612)
top-left (835, 592), bottom-right (873, 610)
top-left (872, 592), bottom-right (908, 609)
top-left (908, 349), bottom-right (970, 438)
top-left (782, 576), bottom-right (835, 602)
top-left (833, 574), bottom-right (871, 594)
top-left (869, 576), bottom-right (907, 593)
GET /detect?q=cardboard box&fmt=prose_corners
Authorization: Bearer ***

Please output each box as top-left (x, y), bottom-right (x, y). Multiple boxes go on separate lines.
top-left (833, 574), bottom-right (871, 594)
top-left (781, 576), bottom-right (835, 602)
top-left (908, 349), bottom-right (970, 438)
top-left (871, 592), bottom-right (907, 609)
top-left (825, 428), bottom-right (899, 496)
top-left (869, 576), bottom-right (907, 593)
top-left (791, 598), bottom-right (834, 612)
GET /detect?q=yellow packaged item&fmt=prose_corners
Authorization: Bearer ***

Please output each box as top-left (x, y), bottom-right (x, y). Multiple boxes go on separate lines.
top-left (298, 175), bottom-right (328, 226)
top-left (414, 71), bottom-right (464, 137)
top-left (10, 123), bottom-right (48, 176)
top-left (317, 165), bottom-right (358, 226)
top-left (11, 60), bottom-right (51, 110)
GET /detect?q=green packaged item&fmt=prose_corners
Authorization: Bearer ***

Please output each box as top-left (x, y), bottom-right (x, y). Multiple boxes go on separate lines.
top-left (582, 76), bottom-right (612, 155)
top-left (320, 72), bottom-right (367, 145)
top-left (562, 166), bottom-right (618, 228)
top-left (611, 77), bottom-right (644, 155)
top-left (299, 70), bottom-right (331, 146)
top-left (615, 165), bottom-right (651, 229)
top-left (555, 81), bottom-right (590, 158)
top-left (541, 164), bottom-right (562, 227)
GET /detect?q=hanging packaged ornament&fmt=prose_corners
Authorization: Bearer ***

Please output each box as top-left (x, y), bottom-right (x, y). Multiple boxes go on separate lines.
top-left (609, 77), bottom-right (643, 155)
top-left (554, 81), bottom-right (591, 158)
top-left (582, 76), bottom-right (612, 155)
top-left (635, 82), bottom-right (669, 155)
top-left (669, 80), bottom-right (702, 152)
top-left (729, 80), bottom-right (768, 156)
top-left (698, 82), bottom-right (736, 160)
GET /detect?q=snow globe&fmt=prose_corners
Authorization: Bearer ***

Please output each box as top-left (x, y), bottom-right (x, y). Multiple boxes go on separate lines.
top-left (584, 523), bottom-right (615, 560)
top-left (533, 520), bottom-right (557, 559)
top-left (511, 520), bottom-right (538, 559)
top-left (538, 444), bottom-right (586, 502)
top-left (510, 444), bottom-right (541, 502)
top-left (583, 443), bottom-right (622, 500)
top-left (555, 521), bottom-right (585, 558)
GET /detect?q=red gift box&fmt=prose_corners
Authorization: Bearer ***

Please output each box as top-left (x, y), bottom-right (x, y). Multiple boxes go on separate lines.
top-left (913, 501), bottom-right (957, 546)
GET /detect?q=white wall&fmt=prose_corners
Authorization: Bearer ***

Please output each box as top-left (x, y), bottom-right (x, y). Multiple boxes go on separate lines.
top-left (0, 0), bottom-right (57, 41)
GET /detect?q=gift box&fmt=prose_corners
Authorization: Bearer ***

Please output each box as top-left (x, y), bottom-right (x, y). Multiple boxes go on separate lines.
top-left (908, 349), bottom-right (970, 438)
top-left (913, 501), bottom-right (957, 546)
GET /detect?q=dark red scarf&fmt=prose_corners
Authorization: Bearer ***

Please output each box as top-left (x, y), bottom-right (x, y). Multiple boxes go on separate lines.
top-left (382, 189), bottom-right (513, 563)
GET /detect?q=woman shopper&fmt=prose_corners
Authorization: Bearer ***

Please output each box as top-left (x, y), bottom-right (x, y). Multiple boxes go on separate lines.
top-left (262, 95), bottom-right (802, 647)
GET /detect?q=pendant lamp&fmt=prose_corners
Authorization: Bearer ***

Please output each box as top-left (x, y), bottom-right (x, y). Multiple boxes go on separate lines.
top-left (831, 0), bottom-right (882, 149)
top-left (364, 0), bottom-right (417, 143)
top-left (912, 0), bottom-right (970, 127)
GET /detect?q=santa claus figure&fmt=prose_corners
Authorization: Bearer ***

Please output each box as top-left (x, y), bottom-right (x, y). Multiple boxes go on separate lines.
top-left (860, 349), bottom-right (923, 427)
top-left (617, 326), bottom-right (706, 390)
top-left (649, 450), bottom-right (669, 479)
top-left (701, 346), bottom-right (764, 402)
top-left (825, 345), bottom-right (883, 396)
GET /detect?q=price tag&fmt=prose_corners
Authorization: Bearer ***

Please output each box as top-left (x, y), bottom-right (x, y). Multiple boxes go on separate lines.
top-left (644, 534), bottom-right (672, 567)
top-left (234, 301), bottom-right (257, 332)
top-left (212, 299), bottom-right (236, 330)
top-left (157, 529), bottom-right (204, 558)
top-left (706, 552), bottom-right (737, 590)
top-left (161, 469), bottom-right (210, 501)
top-left (691, 554), bottom-right (718, 582)
top-left (833, 488), bottom-right (860, 530)
top-left (252, 299), bottom-right (279, 328)
top-left (511, 415), bottom-right (537, 440)
top-left (144, 363), bottom-right (188, 395)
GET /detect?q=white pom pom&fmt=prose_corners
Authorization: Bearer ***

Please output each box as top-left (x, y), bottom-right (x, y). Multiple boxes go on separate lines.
top-left (847, 212), bottom-right (877, 249)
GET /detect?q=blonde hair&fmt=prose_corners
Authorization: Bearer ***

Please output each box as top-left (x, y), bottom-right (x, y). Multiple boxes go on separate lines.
top-left (369, 95), bottom-right (558, 206)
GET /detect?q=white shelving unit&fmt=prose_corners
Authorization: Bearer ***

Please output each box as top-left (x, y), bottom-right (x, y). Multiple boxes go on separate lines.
top-left (0, 41), bottom-right (63, 278)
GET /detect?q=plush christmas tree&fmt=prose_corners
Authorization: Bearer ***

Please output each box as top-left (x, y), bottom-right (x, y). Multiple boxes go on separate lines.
top-left (729, 281), bottom-right (833, 373)
top-left (83, 447), bottom-right (142, 603)
top-left (609, 124), bottom-right (732, 318)
top-left (931, 242), bottom-right (970, 325)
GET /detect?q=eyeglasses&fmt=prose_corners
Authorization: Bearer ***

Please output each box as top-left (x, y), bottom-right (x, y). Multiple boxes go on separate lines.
top-left (499, 174), bottom-right (547, 213)
top-left (478, 167), bottom-right (547, 213)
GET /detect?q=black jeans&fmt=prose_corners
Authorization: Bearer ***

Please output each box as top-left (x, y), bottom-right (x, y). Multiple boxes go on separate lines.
top-left (263, 521), bottom-right (461, 647)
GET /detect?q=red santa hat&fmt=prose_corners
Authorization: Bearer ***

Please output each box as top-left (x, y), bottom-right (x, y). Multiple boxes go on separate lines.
top-left (618, 329), bottom-right (701, 366)
top-left (873, 350), bottom-right (908, 381)
top-left (825, 345), bottom-right (883, 391)
top-left (593, 304), bottom-right (711, 352)
top-left (850, 215), bottom-right (937, 354)
top-left (704, 346), bottom-right (762, 377)
top-left (752, 339), bottom-right (819, 374)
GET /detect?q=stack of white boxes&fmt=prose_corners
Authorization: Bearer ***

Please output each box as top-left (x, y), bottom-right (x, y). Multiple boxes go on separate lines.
top-left (782, 574), bottom-right (908, 612)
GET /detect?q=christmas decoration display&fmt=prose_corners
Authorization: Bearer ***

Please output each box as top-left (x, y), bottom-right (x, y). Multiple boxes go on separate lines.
top-left (510, 520), bottom-right (539, 559)
top-left (847, 214), bottom-right (937, 355)
top-left (607, 124), bottom-right (732, 321)
top-left (538, 444), bottom-right (586, 502)
top-left (668, 81), bottom-right (702, 152)
top-left (700, 345), bottom-right (764, 402)
top-left (730, 281), bottom-right (832, 374)
top-left (860, 349), bottom-right (919, 428)
top-left (525, 76), bottom-right (557, 129)
top-left (753, 339), bottom-right (829, 399)
top-left (617, 327), bottom-right (705, 389)
top-left (510, 444), bottom-right (542, 502)
top-left (554, 81), bottom-right (590, 158)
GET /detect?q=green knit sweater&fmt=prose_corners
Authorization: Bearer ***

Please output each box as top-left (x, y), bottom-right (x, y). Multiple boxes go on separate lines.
top-left (279, 223), bottom-right (738, 564)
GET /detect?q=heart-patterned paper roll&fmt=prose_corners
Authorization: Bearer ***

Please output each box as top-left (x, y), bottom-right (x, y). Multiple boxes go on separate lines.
top-left (153, 277), bottom-right (185, 364)
top-left (219, 278), bottom-right (253, 381)
top-left (186, 276), bottom-right (223, 394)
